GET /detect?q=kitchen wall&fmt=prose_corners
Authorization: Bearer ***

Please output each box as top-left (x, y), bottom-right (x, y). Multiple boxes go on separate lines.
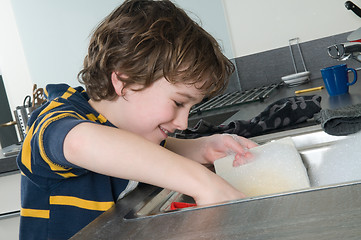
top-left (234, 31), bottom-right (359, 90)
top-left (0, 0), bottom-right (33, 116)
top-left (1, 0), bottom-right (361, 112)
top-left (223, 0), bottom-right (361, 58)
top-left (223, 0), bottom-right (361, 90)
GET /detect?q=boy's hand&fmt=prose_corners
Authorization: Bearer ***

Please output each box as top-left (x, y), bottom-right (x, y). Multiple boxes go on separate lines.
top-left (201, 134), bottom-right (258, 167)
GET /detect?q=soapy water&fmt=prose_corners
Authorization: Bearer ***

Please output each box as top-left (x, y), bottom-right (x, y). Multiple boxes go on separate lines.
top-left (311, 131), bottom-right (361, 186)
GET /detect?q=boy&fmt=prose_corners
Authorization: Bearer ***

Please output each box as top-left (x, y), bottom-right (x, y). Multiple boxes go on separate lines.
top-left (17, 0), bottom-right (257, 239)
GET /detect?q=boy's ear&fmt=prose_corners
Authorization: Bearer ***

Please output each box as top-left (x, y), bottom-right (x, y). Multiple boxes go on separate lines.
top-left (111, 72), bottom-right (127, 96)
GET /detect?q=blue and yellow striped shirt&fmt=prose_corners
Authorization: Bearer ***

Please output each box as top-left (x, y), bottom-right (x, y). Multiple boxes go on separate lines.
top-left (17, 84), bottom-right (130, 239)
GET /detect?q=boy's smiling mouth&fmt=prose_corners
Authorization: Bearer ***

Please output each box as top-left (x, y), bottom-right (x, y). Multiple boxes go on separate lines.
top-left (159, 126), bottom-right (170, 137)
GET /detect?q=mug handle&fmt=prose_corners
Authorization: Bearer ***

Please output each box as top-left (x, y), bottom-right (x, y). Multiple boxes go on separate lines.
top-left (347, 68), bottom-right (358, 86)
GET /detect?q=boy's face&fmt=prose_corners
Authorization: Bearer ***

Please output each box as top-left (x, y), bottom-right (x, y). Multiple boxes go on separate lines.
top-left (116, 77), bottom-right (205, 144)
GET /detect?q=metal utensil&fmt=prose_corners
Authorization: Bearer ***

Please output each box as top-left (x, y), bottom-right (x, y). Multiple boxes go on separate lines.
top-left (0, 121), bottom-right (17, 128)
top-left (345, 1), bottom-right (361, 18)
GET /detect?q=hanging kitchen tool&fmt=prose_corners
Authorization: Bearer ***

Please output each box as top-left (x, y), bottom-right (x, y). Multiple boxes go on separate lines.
top-left (32, 84), bottom-right (46, 107)
top-left (0, 94), bottom-right (31, 130)
top-left (13, 84), bottom-right (46, 141)
top-left (0, 121), bottom-right (17, 128)
top-left (345, 1), bottom-right (361, 18)
top-left (1, 84), bottom-right (46, 142)
top-left (14, 95), bottom-right (34, 141)
top-left (281, 38), bottom-right (311, 87)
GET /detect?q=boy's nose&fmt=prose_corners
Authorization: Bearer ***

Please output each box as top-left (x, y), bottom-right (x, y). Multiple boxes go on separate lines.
top-left (173, 110), bottom-right (189, 131)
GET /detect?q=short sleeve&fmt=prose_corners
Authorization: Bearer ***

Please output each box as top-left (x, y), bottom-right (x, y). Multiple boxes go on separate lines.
top-left (27, 111), bottom-right (96, 179)
top-left (42, 116), bottom-right (92, 168)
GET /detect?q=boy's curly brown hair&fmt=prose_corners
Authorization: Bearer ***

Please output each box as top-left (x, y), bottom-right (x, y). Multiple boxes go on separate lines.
top-left (78, 0), bottom-right (234, 101)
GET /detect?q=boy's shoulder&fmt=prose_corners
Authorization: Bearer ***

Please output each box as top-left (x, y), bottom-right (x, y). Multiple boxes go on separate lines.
top-left (28, 83), bottom-right (92, 127)
top-left (44, 83), bottom-right (87, 101)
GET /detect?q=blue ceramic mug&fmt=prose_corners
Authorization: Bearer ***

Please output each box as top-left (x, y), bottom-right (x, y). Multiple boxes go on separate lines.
top-left (321, 64), bottom-right (357, 96)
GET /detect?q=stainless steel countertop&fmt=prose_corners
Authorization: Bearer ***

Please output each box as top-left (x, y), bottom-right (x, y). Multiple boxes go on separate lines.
top-left (73, 182), bottom-right (361, 240)
top-left (69, 77), bottom-right (361, 239)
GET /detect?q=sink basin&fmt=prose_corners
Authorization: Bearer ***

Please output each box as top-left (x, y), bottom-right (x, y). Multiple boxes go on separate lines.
top-left (124, 125), bottom-right (360, 220)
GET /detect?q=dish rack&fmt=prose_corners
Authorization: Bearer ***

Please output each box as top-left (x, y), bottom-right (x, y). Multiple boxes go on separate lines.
top-left (189, 82), bottom-right (282, 116)
top-left (281, 38), bottom-right (310, 87)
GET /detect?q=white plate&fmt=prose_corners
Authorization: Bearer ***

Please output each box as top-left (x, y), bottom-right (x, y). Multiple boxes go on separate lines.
top-left (282, 71), bottom-right (310, 86)
top-left (281, 71), bottom-right (310, 81)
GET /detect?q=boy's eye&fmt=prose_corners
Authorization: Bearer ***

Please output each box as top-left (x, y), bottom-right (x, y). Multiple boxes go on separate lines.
top-left (174, 101), bottom-right (184, 107)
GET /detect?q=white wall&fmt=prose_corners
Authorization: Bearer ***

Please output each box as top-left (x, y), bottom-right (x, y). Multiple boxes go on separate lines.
top-left (9, 0), bottom-right (121, 97)
top-left (173, 0), bottom-right (234, 58)
top-left (223, 0), bottom-right (361, 57)
top-left (0, 0), bottom-right (33, 112)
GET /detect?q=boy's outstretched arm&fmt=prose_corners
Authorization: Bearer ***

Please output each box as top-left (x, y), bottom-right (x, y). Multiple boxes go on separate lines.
top-left (63, 122), bottom-right (245, 206)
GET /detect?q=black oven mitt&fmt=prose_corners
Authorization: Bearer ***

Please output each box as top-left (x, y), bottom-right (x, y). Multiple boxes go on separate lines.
top-left (176, 95), bottom-right (322, 139)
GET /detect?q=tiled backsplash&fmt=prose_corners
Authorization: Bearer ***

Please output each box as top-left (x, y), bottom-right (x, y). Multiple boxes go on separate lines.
top-left (227, 31), bottom-right (361, 92)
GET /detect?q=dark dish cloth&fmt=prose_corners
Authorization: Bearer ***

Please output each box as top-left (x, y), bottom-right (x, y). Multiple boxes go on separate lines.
top-left (177, 95), bottom-right (322, 139)
top-left (314, 103), bottom-right (361, 136)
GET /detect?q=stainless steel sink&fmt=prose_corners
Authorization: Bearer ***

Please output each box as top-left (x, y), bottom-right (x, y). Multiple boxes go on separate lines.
top-left (125, 124), bottom-right (359, 220)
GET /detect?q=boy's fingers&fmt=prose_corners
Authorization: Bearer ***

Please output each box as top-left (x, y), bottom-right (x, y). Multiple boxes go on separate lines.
top-left (232, 152), bottom-right (254, 167)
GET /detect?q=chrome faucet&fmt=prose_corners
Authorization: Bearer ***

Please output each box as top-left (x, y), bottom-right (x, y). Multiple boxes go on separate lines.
top-left (327, 42), bottom-right (361, 62)
top-left (328, 1), bottom-right (361, 63)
